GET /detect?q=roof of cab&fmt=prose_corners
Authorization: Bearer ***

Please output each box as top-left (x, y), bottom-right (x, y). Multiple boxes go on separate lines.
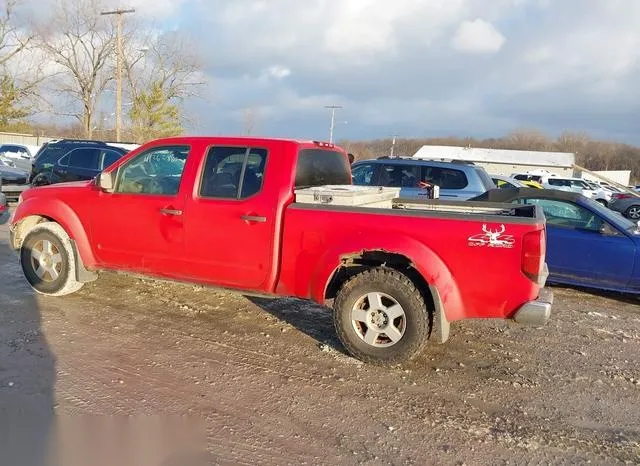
top-left (143, 136), bottom-right (339, 147)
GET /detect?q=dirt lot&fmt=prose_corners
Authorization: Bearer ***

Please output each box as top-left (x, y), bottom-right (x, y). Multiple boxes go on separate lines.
top-left (0, 218), bottom-right (639, 465)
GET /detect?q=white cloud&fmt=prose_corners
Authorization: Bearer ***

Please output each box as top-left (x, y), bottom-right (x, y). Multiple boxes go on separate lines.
top-left (451, 19), bottom-right (506, 54)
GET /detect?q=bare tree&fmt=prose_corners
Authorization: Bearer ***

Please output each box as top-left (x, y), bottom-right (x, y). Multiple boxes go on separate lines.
top-left (0, 0), bottom-right (33, 67)
top-left (0, 0), bottom-right (44, 128)
top-left (37, 0), bottom-right (115, 138)
top-left (242, 107), bottom-right (258, 135)
top-left (123, 29), bottom-right (205, 137)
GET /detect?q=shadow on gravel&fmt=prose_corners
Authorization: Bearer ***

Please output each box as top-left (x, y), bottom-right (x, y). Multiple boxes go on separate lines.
top-left (247, 296), bottom-right (348, 355)
top-left (553, 283), bottom-right (640, 306)
top-left (0, 237), bottom-right (56, 465)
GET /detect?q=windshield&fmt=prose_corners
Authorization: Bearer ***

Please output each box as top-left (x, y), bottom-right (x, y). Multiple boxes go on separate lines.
top-left (583, 196), bottom-right (637, 231)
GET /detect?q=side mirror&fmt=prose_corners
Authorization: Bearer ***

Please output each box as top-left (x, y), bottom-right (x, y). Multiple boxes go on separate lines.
top-left (98, 171), bottom-right (115, 192)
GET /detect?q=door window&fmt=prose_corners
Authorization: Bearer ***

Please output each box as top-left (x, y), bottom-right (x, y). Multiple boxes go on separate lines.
top-left (351, 164), bottom-right (375, 185)
top-left (115, 146), bottom-right (190, 196)
top-left (66, 148), bottom-right (101, 170)
top-left (421, 166), bottom-right (468, 189)
top-left (101, 149), bottom-right (123, 169)
top-left (521, 198), bottom-right (603, 231)
top-left (199, 146), bottom-right (267, 199)
top-left (379, 165), bottom-right (419, 187)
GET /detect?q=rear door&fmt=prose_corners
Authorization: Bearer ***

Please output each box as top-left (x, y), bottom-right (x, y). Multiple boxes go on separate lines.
top-left (377, 164), bottom-right (421, 197)
top-left (183, 145), bottom-right (274, 288)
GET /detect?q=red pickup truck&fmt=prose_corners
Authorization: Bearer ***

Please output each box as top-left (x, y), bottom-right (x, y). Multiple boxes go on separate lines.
top-left (9, 137), bottom-right (552, 364)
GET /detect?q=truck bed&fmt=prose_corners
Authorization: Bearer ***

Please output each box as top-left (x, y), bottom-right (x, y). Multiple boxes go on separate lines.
top-left (278, 200), bottom-right (544, 323)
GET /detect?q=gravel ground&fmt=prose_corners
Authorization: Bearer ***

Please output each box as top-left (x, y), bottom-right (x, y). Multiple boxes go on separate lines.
top-left (0, 218), bottom-right (639, 465)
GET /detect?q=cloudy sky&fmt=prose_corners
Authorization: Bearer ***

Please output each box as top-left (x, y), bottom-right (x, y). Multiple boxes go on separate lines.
top-left (31, 0), bottom-right (640, 143)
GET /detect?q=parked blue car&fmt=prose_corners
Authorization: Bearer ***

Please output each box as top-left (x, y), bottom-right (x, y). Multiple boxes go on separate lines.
top-left (473, 188), bottom-right (640, 294)
top-left (351, 157), bottom-right (495, 200)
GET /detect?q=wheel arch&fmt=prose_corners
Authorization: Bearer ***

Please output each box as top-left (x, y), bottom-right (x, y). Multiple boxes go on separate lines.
top-left (312, 236), bottom-right (462, 343)
top-left (12, 197), bottom-right (97, 269)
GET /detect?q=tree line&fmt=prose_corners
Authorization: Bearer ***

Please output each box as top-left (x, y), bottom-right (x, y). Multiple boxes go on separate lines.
top-left (342, 129), bottom-right (640, 183)
top-left (0, 0), bottom-right (204, 143)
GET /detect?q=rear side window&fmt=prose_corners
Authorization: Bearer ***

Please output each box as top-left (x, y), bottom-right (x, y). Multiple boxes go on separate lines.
top-left (474, 167), bottom-right (496, 190)
top-left (36, 145), bottom-right (66, 165)
top-left (295, 149), bottom-right (351, 188)
top-left (200, 146), bottom-right (267, 199)
top-left (421, 166), bottom-right (468, 190)
top-left (67, 148), bottom-right (101, 170)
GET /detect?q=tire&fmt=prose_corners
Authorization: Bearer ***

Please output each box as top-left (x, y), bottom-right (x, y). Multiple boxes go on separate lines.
top-left (19, 222), bottom-right (84, 296)
top-left (595, 199), bottom-right (608, 207)
top-left (626, 205), bottom-right (640, 220)
top-left (333, 267), bottom-right (431, 365)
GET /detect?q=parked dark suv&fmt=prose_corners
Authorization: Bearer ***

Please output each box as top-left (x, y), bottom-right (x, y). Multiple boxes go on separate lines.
top-left (30, 139), bottom-right (128, 186)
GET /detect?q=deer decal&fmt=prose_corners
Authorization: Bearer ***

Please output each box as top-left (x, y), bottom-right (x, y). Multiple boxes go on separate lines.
top-left (468, 224), bottom-right (515, 248)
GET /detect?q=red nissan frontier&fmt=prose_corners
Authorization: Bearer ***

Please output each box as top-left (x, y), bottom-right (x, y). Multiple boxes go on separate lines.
top-left (9, 137), bottom-right (552, 364)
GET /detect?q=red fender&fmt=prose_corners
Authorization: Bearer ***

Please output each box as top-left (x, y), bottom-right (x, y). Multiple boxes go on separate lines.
top-left (309, 234), bottom-right (464, 322)
top-left (12, 197), bottom-right (97, 268)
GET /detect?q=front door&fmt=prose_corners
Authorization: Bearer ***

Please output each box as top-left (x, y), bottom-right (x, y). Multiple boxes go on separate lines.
top-left (90, 145), bottom-right (192, 276)
top-left (183, 145), bottom-right (275, 289)
top-left (524, 198), bottom-right (636, 289)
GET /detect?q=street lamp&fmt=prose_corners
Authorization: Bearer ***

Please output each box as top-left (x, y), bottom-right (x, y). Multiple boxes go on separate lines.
top-left (324, 105), bottom-right (343, 144)
top-left (101, 7), bottom-right (136, 143)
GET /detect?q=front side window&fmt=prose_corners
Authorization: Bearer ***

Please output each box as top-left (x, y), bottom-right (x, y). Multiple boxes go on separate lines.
top-left (101, 149), bottom-right (123, 170)
top-left (67, 148), bottom-right (101, 170)
top-left (200, 146), bottom-right (267, 199)
top-left (116, 145), bottom-right (189, 195)
top-left (352, 164), bottom-right (375, 185)
top-left (523, 198), bottom-right (603, 230)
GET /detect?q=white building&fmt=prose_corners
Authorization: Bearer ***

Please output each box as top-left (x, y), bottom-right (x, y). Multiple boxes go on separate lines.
top-left (412, 145), bottom-right (575, 177)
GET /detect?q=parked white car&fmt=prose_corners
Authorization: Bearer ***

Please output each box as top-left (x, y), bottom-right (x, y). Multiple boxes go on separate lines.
top-left (543, 176), bottom-right (612, 206)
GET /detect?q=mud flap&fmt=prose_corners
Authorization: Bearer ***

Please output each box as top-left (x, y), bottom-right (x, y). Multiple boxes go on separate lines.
top-left (70, 239), bottom-right (98, 283)
top-left (429, 285), bottom-right (450, 344)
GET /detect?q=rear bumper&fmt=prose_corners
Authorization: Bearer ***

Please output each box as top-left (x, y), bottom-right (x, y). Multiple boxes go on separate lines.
top-left (513, 288), bottom-right (553, 326)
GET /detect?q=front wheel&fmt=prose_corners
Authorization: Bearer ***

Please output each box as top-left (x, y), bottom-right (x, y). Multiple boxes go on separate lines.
top-left (595, 199), bottom-right (608, 207)
top-left (333, 267), bottom-right (431, 365)
top-left (20, 223), bottom-right (84, 296)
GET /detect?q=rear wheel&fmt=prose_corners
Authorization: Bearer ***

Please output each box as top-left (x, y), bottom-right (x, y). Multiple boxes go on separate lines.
top-left (626, 205), bottom-right (640, 220)
top-left (20, 223), bottom-right (84, 296)
top-left (333, 267), bottom-right (431, 365)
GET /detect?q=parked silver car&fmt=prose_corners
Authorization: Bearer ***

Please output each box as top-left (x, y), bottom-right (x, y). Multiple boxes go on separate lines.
top-left (610, 194), bottom-right (640, 220)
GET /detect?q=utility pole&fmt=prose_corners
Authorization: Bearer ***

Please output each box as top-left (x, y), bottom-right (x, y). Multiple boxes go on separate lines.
top-left (390, 134), bottom-right (398, 157)
top-left (101, 8), bottom-right (135, 142)
top-left (324, 105), bottom-right (342, 144)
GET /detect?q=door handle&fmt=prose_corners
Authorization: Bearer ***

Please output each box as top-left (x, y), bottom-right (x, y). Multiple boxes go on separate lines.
top-left (241, 215), bottom-right (267, 223)
top-left (160, 208), bottom-right (183, 216)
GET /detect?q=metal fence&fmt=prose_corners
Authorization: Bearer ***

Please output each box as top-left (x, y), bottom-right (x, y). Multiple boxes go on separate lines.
top-left (0, 132), bottom-right (57, 147)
